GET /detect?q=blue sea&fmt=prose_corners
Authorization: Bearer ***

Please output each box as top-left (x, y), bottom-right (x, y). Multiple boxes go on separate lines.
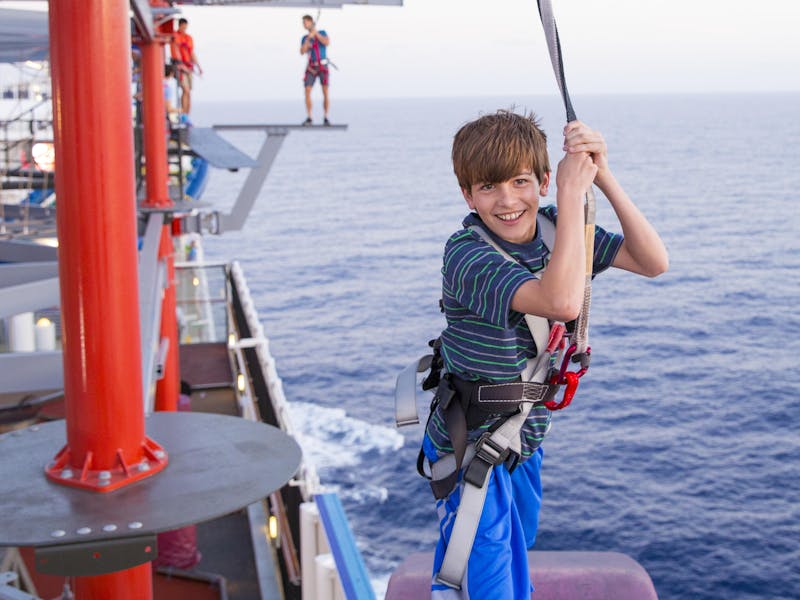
top-left (193, 93), bottom-right (800, 599)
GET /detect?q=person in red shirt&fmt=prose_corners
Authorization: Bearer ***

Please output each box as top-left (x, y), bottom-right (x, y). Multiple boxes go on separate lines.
top-left (171, 18), bottom-right (202, 116)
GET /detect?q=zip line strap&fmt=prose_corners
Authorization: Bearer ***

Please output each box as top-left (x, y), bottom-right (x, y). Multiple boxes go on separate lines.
top-left (537, 0), bottom-right (577, 123)
top-left (537, 0), bottom-right (595, 355)
top-left (572, 185), bottom-right (596, 356)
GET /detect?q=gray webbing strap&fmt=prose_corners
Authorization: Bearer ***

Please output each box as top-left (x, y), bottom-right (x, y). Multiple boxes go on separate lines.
top-left (394, 355), bottom-right (431, 427)
top-left (435, 225), bottom-right (553, 590)
top-left (537, 0), bottom-right (595, 356)
top-left (537, 0), bottom-right (576, 123)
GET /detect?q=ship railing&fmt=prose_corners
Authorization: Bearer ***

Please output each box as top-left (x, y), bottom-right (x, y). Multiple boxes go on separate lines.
top-left (174, 260), bottom-right (229, 346)
top-left (227, 261), bottom-right (377, 600)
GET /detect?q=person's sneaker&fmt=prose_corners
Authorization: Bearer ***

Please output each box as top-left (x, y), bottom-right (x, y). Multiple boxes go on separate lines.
top-left (302, 117), bottom-right (312, 126)
top-left (323, 117), bottom-right (331, 126)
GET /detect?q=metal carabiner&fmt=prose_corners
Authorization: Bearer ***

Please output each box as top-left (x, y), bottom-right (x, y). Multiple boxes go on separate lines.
top-left (545, 342), bottom-right (591, 411)
top-left (544, 370), bottom-right (580, 411)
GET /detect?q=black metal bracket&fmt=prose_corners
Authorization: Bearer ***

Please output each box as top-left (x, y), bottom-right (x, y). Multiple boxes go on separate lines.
top-left (35, 535), bottom-right (157, 577)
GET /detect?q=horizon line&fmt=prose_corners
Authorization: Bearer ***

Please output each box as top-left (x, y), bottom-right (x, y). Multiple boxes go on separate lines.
top-left (195, 89), bottom-right (800, 104)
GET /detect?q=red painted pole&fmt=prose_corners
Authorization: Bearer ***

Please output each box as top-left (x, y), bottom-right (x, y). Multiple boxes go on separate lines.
top-left (141, 13), bottom-right (196, 565)
top-left (73, 564), bottom-right (153, 600)
top-left (140, 34), bottom-right (170, 208)
top-left (46, 0), bottom-right (164, 596)
top-left (155, 227), bottom-right (179, 412)
top-left (139, 18), bottom-right (180, 413)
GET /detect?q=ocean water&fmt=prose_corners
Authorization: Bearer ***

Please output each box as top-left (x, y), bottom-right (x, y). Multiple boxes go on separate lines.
top-left (193, 93), bottom-right (800, 599)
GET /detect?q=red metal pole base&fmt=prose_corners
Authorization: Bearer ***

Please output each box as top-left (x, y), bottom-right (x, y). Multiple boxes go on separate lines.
top-left (73, 563), bottom-right (153, 600)
top-left (44, 435), bottom-right (168, 493)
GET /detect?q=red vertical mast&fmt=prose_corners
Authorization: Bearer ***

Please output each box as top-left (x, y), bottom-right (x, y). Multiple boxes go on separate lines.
top-left (46, 0), bottom-right (165, 595)
top-left (140, 15), bottom-right (179, 413)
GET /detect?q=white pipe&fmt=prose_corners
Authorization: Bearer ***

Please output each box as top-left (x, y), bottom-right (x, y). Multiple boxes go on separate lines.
top-left (315, 553), bottom-right (341, 600)
top-left (300, 502), bottom-right (320, 600)
top-left (8, 313), bottom-right (35, 352)
top-left (34, 317), bottom-right (56, 351)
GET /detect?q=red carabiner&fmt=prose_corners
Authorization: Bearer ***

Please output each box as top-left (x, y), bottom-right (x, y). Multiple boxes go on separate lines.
top-left (544, 370), bottom-right (579, 411)
top-left (545, 342), bottom-right (591, 411)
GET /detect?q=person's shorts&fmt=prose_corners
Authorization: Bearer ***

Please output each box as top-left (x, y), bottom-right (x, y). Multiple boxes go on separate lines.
top-left (172, 61), bottom-right (193, 90)
top-left (179, 69), bottom-right (193, 90)
top-left (304, 64), bottom-right (329, 88)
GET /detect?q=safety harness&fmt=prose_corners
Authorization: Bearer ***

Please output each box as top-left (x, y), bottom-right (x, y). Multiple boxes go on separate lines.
top-left (306, 30), bottom-right (338, 74)
top-left (395, 214), bottom-right (589, 589)
top-left (306, 35), bottom-right (328, 76)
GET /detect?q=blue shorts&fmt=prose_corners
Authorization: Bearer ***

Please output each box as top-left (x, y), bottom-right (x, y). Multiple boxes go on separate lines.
top-left (430, 446), bottom-right (544, 599)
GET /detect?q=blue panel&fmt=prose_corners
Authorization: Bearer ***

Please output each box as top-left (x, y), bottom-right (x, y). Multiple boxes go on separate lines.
top-left (314, 492), bottom-right (376, 600)
top-left (187, 128), bottom-right (257, 169)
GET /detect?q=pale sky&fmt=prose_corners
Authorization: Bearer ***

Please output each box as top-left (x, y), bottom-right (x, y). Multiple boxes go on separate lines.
top-left (3, 0), bottom-right (799, 100)
top-left (182, 0), bottom-right (800, 100)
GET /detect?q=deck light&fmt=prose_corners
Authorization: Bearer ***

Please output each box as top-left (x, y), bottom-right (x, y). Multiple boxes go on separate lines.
top-left (35, 317), bottom-right (56, 351)
top-left (237, 373), bottom-right (246, 393)
top-left (268, 515), bottom-right (278, 540)
top-left (32, 142), bottom-right (55, 172)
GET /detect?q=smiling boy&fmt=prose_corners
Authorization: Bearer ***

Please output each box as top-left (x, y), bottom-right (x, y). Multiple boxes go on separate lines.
top-left (422, 110), bottom-right (668, 598)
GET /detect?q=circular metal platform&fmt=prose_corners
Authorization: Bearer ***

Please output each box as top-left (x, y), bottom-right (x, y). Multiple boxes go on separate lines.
top-left (0, 412), bottom-right (302, 547)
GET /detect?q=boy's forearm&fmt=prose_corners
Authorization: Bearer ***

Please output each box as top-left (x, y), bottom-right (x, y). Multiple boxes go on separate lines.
top-left (513, 187), bottom-right (585, 321)
top-left (543, 190), bottom-right (587, 312)
top-left (597, 171), bottom-right (669, 277)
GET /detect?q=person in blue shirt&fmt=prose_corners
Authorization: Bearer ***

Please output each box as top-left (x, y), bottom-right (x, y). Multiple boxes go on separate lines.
top-left (422, 110), bottom-right (669, 598)
top-left (300, 14), bottom-right (331, 126)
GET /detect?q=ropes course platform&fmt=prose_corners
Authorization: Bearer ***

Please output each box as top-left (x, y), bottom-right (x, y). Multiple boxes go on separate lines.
top-left (213, 123), bottom-right (348, 133)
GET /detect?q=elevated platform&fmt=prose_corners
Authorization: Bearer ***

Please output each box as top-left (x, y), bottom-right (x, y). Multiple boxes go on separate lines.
top-left (213, 123), bottom-right (347, 133)
top-left (385, 551), bottom-right (658, 599)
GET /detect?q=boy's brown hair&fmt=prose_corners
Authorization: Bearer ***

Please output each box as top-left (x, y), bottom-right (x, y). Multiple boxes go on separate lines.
top-left (452, 110), bottom-right (550, 193)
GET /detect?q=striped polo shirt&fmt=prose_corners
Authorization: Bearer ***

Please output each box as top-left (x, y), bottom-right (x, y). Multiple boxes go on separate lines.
top-left (440, 206), bottom-right (622, 382)
top-left (423, 206), bottom-right (623, 463)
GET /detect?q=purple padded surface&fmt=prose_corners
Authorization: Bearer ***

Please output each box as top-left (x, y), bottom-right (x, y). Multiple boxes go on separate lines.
top-left (385, 551), bottom-right (658, 599)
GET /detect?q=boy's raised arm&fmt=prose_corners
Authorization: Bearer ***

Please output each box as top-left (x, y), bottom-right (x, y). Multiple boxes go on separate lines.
top-left (564, 121), bottom-right (669, 278)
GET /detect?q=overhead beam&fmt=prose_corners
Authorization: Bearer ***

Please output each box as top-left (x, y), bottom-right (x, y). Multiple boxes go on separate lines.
top-left (0, 352), bottom-right (63, 393)
top-left (130, 0), bottom-right (155, 41)
top-left (0, 277), bottom-right (59, 318)
top-left (0, 262), bottom-right (58, 287)
top-left (0, 240), bottom-right (57, 263)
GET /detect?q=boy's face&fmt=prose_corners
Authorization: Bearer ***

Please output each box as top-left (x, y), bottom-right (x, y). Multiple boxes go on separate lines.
top-left (462, 170), bottom-right (550, 244)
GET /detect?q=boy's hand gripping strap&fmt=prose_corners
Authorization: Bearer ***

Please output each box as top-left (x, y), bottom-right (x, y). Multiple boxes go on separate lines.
top-left (537, 0), bottom-right (596, 358)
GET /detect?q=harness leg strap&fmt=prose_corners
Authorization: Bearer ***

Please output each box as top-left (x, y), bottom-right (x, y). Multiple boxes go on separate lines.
top-left (434, 461), bottom-right (493, 590)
